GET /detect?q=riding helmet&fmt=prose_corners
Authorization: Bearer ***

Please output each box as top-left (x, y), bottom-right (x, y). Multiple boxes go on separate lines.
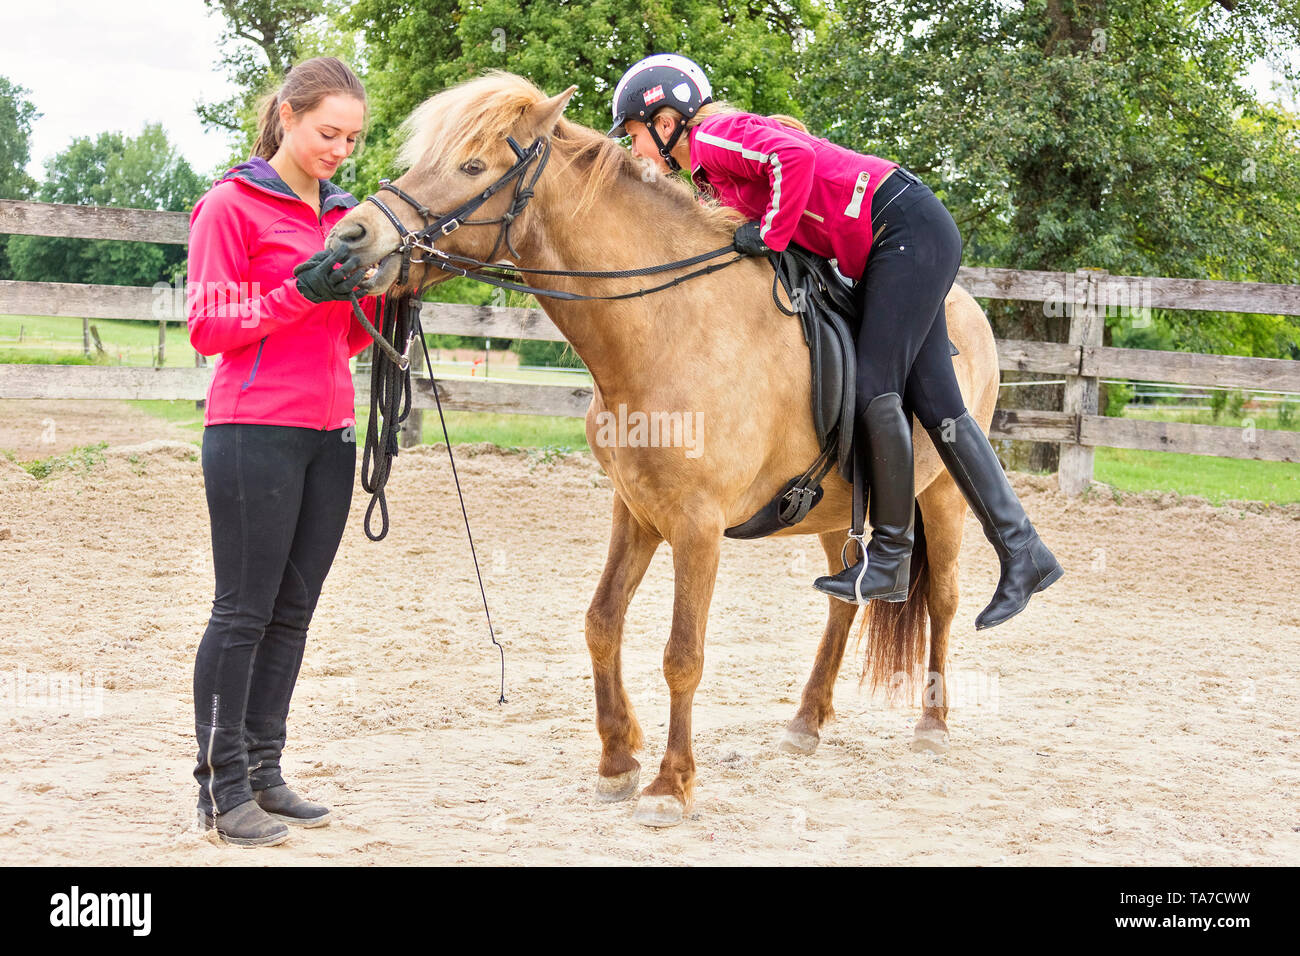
top-left (608, 53), bottom-right (713, 137)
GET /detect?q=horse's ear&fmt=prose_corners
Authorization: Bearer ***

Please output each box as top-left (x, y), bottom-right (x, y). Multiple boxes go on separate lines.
top-left (528, 85), bottom-right (580, 135)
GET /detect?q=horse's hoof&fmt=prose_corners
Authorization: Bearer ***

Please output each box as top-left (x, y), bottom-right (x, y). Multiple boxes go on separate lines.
top-left (595, 768), bottom-right (640, 803)
top-left (911, 727), bottom-right (951, 753)
top-left (632, 794), bottom-right (684, 828)
top-left (778, 728), bottom-right (820, 755)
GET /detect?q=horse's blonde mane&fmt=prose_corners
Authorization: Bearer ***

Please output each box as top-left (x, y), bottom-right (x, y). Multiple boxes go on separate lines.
top-left (396, 71), bottom-right (738, 239)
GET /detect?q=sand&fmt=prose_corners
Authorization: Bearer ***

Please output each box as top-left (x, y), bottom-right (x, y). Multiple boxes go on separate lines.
top-left (0, 398), bottom-right (1297, 865)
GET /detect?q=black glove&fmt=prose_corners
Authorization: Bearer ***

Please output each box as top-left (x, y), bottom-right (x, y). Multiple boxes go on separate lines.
top-left (732, 222), bottom-right (770, 257)
top-left (293, 246), bottom-right (365, 303)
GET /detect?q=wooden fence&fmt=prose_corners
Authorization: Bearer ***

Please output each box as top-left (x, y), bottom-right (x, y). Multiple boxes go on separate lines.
top-left (2, 199), bottom-right (1297, 494)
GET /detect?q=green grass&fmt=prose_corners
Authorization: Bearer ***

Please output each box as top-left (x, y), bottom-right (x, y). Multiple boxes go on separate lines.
top-left (0, 314), bottom-right (199, 367)
top-left (352, 406), bottom-right (590, 451)
top-left (125, 400), bottom-right (207, 434)
top-left (1094, 446), bottom-right (1300, 505)
top-left (20, 441), bottom-right (109, 479)
top-left (1119, 404), bottom-right (1299, 432)
top-left (1091, 404), bottom-right (1300, 504)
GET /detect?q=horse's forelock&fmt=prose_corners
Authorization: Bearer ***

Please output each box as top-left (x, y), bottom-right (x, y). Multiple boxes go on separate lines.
top-left (396, 71), bottom-right (546, 173)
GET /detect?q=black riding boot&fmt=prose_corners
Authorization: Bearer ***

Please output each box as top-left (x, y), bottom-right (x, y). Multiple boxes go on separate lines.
top-left (927, 410), bottom-right (1063, 629)
top-left (813, 392), bottom-right (914, 604)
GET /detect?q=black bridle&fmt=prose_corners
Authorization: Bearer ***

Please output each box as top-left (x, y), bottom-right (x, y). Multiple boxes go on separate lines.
top-left (365, 134), bottom-right (552, 290)
top-left (347, 132), bottom-right (745, 372)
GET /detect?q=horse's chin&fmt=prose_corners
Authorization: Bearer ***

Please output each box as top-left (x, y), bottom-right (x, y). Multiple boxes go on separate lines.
top-left (352, 253), bottom-right (402, 296)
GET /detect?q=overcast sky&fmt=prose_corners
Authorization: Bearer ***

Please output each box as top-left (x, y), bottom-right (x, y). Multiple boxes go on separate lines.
top-left (4, 2), bottom-right (1297, 187)
top-left (7, 2), bottom-right (237, 181)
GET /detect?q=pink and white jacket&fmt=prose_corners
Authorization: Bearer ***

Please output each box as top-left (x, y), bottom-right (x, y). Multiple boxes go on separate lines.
top-left (186, 157), bottom-right (383, 430)
top-left (687, 112), bottom-right (898, 281)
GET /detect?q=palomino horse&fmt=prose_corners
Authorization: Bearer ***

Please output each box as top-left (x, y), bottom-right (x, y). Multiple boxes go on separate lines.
top-left (330, 73), bottom-right (1000, 828)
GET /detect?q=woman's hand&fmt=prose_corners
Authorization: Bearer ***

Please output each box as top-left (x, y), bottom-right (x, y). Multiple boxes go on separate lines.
top-left (732, 222), bottom-right (770, 257)
top-left (293, 247), bottom-right (366, 303)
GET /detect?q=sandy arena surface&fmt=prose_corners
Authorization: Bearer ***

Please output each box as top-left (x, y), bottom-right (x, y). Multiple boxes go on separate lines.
top-left (0, 398), bottom-right (1297, 866)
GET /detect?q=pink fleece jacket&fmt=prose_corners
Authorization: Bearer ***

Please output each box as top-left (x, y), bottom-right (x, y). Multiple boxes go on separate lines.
top-left (687, 112), bottom-right (898, 281)
top-left (186, 157), bottom-right (382, 430)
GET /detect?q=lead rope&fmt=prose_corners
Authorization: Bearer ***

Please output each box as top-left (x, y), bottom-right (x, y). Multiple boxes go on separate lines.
top-left (356, 292), bottom-right (506, 704)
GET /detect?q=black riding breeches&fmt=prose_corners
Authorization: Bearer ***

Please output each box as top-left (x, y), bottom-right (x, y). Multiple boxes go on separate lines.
top-left (193, 422), bottom-right (354, 814)
top-left (853, 169), bottom-right (966, 430)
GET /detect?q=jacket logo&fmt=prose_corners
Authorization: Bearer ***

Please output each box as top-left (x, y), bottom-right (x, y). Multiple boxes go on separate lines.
top-left (642, 85), bottom-right (665, 106)
top-left (273, 228), bottom-right (297, 234)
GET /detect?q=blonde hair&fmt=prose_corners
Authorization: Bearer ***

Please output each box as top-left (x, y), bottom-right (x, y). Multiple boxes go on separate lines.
top-left (252, 56), bottom-right (367, 161)
top-left (655, 101), bottom-right (809, 133)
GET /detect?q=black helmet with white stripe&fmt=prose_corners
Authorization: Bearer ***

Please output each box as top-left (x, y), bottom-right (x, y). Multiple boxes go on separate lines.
top-left (608, 53), bottom-right (712, 170)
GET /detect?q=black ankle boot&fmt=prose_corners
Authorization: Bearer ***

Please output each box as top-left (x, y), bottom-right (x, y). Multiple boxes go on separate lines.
top-left (253, 785), bottom-right (331, 827)
top-left (927, 410), bottom-right (1063, 629)
top-left (197, 799), bottom-right (289, 847)
top-left (814, 393), bottom-right (914, 604)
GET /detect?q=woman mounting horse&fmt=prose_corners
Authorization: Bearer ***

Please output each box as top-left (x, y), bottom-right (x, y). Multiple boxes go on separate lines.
top-left (327, 70), bottom-right (1060, 827)
top-left (611, 54), bottom-right (1063, 620)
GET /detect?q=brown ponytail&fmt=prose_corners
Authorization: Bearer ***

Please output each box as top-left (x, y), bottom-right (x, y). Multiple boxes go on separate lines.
top-left (251, 56), bottom-right (368, 160)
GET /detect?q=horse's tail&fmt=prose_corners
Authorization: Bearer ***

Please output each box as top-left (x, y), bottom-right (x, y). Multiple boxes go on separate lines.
top-left (858, 502), bottom-right (930, 695)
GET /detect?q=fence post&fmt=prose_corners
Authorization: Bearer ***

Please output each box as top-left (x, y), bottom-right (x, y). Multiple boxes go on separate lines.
top-left (1059, 268), bottom-right (1105, 495)
top-left (400, 334), bottom-right (424, 448)
top-left (157, 318), bottom-right (166, 368)
top-left (82, 317), bottom-right (90, 359)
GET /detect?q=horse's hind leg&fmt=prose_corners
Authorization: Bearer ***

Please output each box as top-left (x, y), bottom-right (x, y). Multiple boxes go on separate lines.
top-left (633, 518), bottom-right (723, 828)
top-left (586, 495), bottom-right (661, 802)
top-left (913, 472), bottom-right (967, 753)
top-left (780, 530), bottom-right (862, 755)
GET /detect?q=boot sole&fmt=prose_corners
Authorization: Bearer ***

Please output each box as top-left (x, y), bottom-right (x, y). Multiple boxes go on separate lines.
top-left (812, 582), bottom-right (908, 604)
top-left (263, 810), bottom-right (331, 828)
top-left (196, 812), bottom-right (290, 847)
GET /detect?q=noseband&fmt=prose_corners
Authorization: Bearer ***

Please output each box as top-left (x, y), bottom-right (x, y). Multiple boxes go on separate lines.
top-left (364, 135), bottom-right (551, 289)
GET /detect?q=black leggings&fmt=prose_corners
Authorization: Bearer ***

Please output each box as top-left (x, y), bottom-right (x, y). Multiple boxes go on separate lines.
top-left (854, 171), bottom-right (966, 430)
top-left (193, 423), bottom-right (354, 814)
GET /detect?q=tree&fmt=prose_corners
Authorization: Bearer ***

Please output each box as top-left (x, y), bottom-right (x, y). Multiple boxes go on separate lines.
top-left (338, 0), bottom-right (824, 312)
top-left (196, 0), bottom-right (343, 173)
top-left (0, 76), bottom-right (40, 279)
top-left (6, 124), bottom-right (206, 286)
top-left (343, 0), bottom-right (824, 199)
top-left (801, 0), bottom-right (1300, 469)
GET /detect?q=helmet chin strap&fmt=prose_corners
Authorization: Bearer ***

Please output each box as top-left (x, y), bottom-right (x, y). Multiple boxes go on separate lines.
top-left (648, 117), bottom-right (687, 172)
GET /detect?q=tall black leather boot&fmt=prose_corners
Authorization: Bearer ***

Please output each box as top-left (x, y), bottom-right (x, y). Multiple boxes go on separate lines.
top-left (927, 410), bottom-right (1063, 629)
top-left (813, 392), bottom-right (914, 604)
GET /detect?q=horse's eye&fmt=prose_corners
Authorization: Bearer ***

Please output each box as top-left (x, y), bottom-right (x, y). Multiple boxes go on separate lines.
top-left (460, 159), bottom-right (486, 176)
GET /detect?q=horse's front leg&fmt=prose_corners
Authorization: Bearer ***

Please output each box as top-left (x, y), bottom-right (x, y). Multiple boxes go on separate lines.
top-left (586, 495), bottom-right (662, 802)
top-left (633, 521), bottom-right (723, 828)
top-left (780, 529), bottom-right (864, 754)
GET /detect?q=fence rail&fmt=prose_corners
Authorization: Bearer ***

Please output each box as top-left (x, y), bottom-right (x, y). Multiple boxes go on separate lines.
top-left (3, 200), bottom-right (1298, 491)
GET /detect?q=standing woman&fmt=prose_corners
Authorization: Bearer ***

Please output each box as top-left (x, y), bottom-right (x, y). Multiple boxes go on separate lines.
top-left (610, 54), bottom-right (1062, 624)
top-left (186, 56), bottom-right (380, 846)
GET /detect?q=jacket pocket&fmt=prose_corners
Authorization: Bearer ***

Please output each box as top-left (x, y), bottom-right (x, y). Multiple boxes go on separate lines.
top-left (240, 337), bottom-right (267, 391)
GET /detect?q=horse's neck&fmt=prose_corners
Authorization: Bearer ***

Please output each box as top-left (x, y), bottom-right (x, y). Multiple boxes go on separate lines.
top-left (514, 166), bottom-right (737, 401)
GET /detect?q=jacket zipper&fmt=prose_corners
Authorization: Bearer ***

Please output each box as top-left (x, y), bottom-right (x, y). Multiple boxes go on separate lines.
top-left (240, 337), bottom-right (267, 391)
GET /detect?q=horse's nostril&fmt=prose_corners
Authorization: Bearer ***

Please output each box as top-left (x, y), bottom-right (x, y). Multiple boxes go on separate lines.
top-left (337, 221), bottom-right (365, 241)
